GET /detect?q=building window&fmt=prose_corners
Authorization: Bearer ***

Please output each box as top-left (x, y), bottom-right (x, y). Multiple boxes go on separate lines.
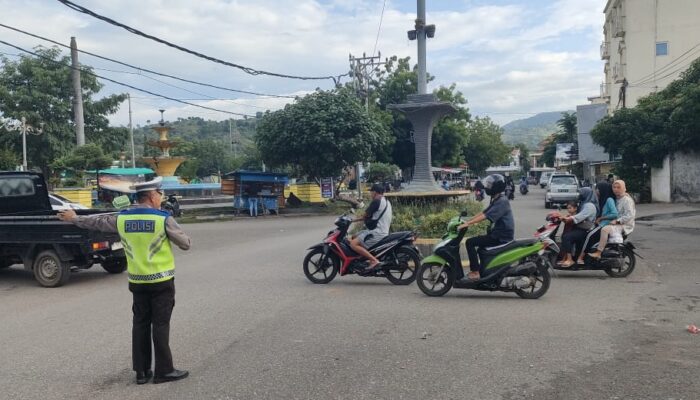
top-left (656, 42), bottom-right (668, 56)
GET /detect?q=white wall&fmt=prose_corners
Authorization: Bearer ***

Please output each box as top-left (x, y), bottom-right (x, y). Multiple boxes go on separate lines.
top-left (651, 155), bottom-right (671, 202)
top-left (671, 151), bottom-right (700, 203)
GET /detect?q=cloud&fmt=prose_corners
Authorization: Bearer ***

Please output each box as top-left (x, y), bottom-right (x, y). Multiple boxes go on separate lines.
top-left (0, 0), bottom-right (607, 126)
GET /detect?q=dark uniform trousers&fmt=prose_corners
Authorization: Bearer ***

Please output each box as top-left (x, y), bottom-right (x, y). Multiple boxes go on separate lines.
top-left (129, 279), bottom-right (175, 376)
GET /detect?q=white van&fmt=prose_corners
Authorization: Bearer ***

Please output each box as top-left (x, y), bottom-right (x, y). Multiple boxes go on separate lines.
top-left (539, 172), bottom-right (553, 188)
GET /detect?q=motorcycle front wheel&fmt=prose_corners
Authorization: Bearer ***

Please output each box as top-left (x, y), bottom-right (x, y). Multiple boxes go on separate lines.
top-left (416, 262), bottom-right (453, 296)
top-left (303, 248), bottom-right (338, 284)
top-left (384, 246), bottom-right (420, 285)
top-left (515, 266), bottom-right (551, 299)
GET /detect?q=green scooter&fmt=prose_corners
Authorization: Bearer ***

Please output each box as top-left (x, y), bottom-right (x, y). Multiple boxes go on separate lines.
top-left (416, 211), bottom-right (553, 299)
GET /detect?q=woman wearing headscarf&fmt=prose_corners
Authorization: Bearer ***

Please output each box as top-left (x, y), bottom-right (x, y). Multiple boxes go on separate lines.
top-left (595, 181), bottom-right (618, 226)
top-left (589, 180), bottom-right (636, 259)
top-left (558, 187), bottom-right (598, 267)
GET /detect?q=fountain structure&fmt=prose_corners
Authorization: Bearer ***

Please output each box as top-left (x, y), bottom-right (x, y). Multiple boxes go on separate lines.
top-left (142, 110), bottom-right (187, 188)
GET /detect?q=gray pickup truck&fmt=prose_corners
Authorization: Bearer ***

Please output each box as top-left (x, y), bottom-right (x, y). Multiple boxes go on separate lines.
top-left (0, 171), bottom-right (126, 287)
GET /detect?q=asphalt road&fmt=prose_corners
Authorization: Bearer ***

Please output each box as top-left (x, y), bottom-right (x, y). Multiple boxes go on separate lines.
top-left (1, 187), bottom-right (697, 400)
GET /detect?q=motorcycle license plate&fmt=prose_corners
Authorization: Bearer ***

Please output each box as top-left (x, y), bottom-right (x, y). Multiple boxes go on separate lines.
top-left (111, 242), bottom-right (123, 250)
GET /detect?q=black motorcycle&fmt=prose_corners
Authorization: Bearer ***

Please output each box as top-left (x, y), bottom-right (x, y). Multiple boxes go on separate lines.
top-left (519, 182), bottom-right (529, 195)
top-left (303, 211), bottom-right (421, 285)
top-left (161, 194), bottom-right (182, 217)
top-left (534, 212), bottom-right (640, 277)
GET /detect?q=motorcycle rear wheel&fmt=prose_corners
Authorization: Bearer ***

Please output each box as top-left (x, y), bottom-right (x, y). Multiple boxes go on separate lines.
top-left (384, 246), bottom-right (420, 285)
top-left (604, 246), bottom-right (636, 278)
top-left (416, 262), bottom-right (453, 296)
top-left (515, 267), bottom-right (551, 299)
top-left (303, 248), bottom-right (338, 284)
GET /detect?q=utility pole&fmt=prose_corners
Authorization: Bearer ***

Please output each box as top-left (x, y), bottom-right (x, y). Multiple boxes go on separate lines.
top-left (416, 0), bottom-right (427, 94)
top-left (127, 93), bottom-right (136, 167)
top-left (229, 119), bottom-right (233, 153)
top-left (70, 37), bottom-right (85, 146)
top-left (349, 52), bottom-right (385, 199)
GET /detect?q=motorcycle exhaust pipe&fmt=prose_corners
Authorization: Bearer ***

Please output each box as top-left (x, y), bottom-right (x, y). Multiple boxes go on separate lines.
top-left (509, 261), bottom-right (537, 277)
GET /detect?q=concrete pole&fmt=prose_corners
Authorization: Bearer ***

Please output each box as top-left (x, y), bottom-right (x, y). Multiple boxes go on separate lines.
top-left (229, 119), bottom-right (233, 153)
top-left (70, 37), bottom-right (85, 146)
top-left (128, 93), bottom-right (136, 167)
top-left (416, 0), bottom-right (427, 95)
top-left (21, 117), bottom-right (27, 171)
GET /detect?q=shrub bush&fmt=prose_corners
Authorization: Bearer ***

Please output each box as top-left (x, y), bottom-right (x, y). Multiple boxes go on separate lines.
top-left (352, 199), bottom-right (488, 239)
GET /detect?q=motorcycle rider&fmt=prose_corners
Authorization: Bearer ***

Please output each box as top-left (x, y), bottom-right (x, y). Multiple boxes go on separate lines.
top-left (519, 176), bottom-right (528, 194)
top-left (505, 175), bottom-right (515, 200)
top-left (457, 174), bottom-right (514, 282)
top-left (350, 183), bottom-right (393, 272)
top-left (558, 187), bottom-right (598, 267)
top-left (473, 179), bottom-right (485, 201)
top-left (589, 179), bottom-right (636, 259)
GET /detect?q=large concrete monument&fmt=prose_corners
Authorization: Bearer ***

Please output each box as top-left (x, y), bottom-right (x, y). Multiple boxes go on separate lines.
top-left (388, 0), bottom-right (456, 192)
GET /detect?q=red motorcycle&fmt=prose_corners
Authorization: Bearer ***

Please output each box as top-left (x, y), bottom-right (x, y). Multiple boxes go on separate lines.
top-left (303, 212), bottom-right (421, 285)
top-left (534, 212), bottom-right (639, 277)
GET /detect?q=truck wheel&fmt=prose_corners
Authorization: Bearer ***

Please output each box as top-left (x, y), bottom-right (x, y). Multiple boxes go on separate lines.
top-left (102, 259), bottom-right (127, 274)
top-left (33, 250), bottom-right (71, 287)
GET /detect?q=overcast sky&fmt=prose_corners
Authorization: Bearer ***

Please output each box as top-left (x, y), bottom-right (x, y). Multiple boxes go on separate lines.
top-left (0, 0), bottom-right (606, 127)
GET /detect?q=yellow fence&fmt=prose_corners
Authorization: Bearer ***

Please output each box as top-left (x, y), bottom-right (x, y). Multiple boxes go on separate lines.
top-left (53, 188), bottom-right (93, 208)
top-left (285, 183), bottom-right (323, 203)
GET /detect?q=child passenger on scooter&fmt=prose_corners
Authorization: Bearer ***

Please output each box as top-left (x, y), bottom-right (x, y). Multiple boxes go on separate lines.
top-left (558, 187), bottom-right (598, 267)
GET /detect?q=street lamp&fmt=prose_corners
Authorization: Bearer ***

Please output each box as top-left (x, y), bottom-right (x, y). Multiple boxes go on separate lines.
top-left (0, 116), bottom-right (44, 171)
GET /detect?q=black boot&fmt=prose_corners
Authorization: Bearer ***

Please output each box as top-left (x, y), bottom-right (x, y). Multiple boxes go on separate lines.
top-left (153, 369), bottom-right (189, 384)
top-left (136, 370), bottom-right (153, 385)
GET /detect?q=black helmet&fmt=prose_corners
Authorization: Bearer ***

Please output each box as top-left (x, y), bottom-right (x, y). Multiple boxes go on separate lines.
top-left (370, 183), bottom-right (385, 194)
top-left (483, 174), bottom-right (506, 196)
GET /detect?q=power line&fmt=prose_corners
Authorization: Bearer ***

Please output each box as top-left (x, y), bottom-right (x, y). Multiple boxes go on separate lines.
top-left (91, 66), bottom-right (272, 109)
top-left (0, 22), bottom-right (296, 99)
top-left (56, 0), bottom-right (348, 82)
top-left (0, 40), bottom-right (255, 117)
top-left (629, 42), bottom-right (700, 85)
top-left (372, 0), bottom-right (387, 57)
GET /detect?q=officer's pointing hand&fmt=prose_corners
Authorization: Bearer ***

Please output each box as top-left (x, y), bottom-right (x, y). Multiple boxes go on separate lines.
top-left (57, 209), bottom-right (77, 222)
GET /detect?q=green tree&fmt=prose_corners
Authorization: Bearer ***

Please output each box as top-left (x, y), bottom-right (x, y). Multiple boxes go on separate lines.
top-left (514, 143), bottom-right (531, 173)
top-left (0, 146), bottom-right (19, 170)
top-left (540, 112), bottom-right (578, 168)
top-left (591, 58), bottom-right (700, 194)
top-left (556, 111), bottom-right (577, 142)
top-left (57, 143), bottom-right (112, 171)
top-left (462, 117), bottom-right (510, 175)
top-left (365, 162), bottom-right (399, 182)
top-left (255, 90), bottom-right (390, 181)
top-left (0, 47), bottom-right (127, 175)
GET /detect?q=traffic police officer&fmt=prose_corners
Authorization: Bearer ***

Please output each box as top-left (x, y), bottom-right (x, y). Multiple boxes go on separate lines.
top-left (58, 177), bottom-right (191, 385)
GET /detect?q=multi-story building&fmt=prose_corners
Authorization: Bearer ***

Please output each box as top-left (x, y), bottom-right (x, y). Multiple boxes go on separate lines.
top-left (583, 0), bottom-right (700, 202)
top-left (597, 0), bottom-right (700, 113)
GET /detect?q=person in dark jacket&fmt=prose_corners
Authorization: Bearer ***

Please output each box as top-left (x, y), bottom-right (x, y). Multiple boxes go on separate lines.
top-left (457, 174), bottom-right (514, 282)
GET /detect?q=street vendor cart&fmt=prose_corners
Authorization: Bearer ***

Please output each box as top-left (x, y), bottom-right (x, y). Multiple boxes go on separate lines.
top-left (222, 171), bottom-right (288, 215)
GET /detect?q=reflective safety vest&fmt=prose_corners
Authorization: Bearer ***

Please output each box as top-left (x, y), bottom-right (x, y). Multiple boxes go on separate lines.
top-left (117, 208), bottom-right (175, 284)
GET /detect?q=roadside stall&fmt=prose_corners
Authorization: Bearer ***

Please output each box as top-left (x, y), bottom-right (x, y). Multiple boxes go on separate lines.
top-left (222, 171), bottom-right (288, 215)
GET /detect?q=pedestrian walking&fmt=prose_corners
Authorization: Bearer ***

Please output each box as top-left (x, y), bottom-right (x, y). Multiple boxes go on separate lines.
top-left (58, 177), bottom-right (191, 385)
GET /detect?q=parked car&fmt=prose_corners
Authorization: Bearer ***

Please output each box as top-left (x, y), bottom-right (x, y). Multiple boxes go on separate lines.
top-left (48, 193), bottom-right (89, 211)
top-left (545, 174), bottom-right (580, 208)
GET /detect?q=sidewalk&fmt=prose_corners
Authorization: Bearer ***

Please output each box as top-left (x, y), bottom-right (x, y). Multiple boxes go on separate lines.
top-left (636, 202), bottom-right (700, 230)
